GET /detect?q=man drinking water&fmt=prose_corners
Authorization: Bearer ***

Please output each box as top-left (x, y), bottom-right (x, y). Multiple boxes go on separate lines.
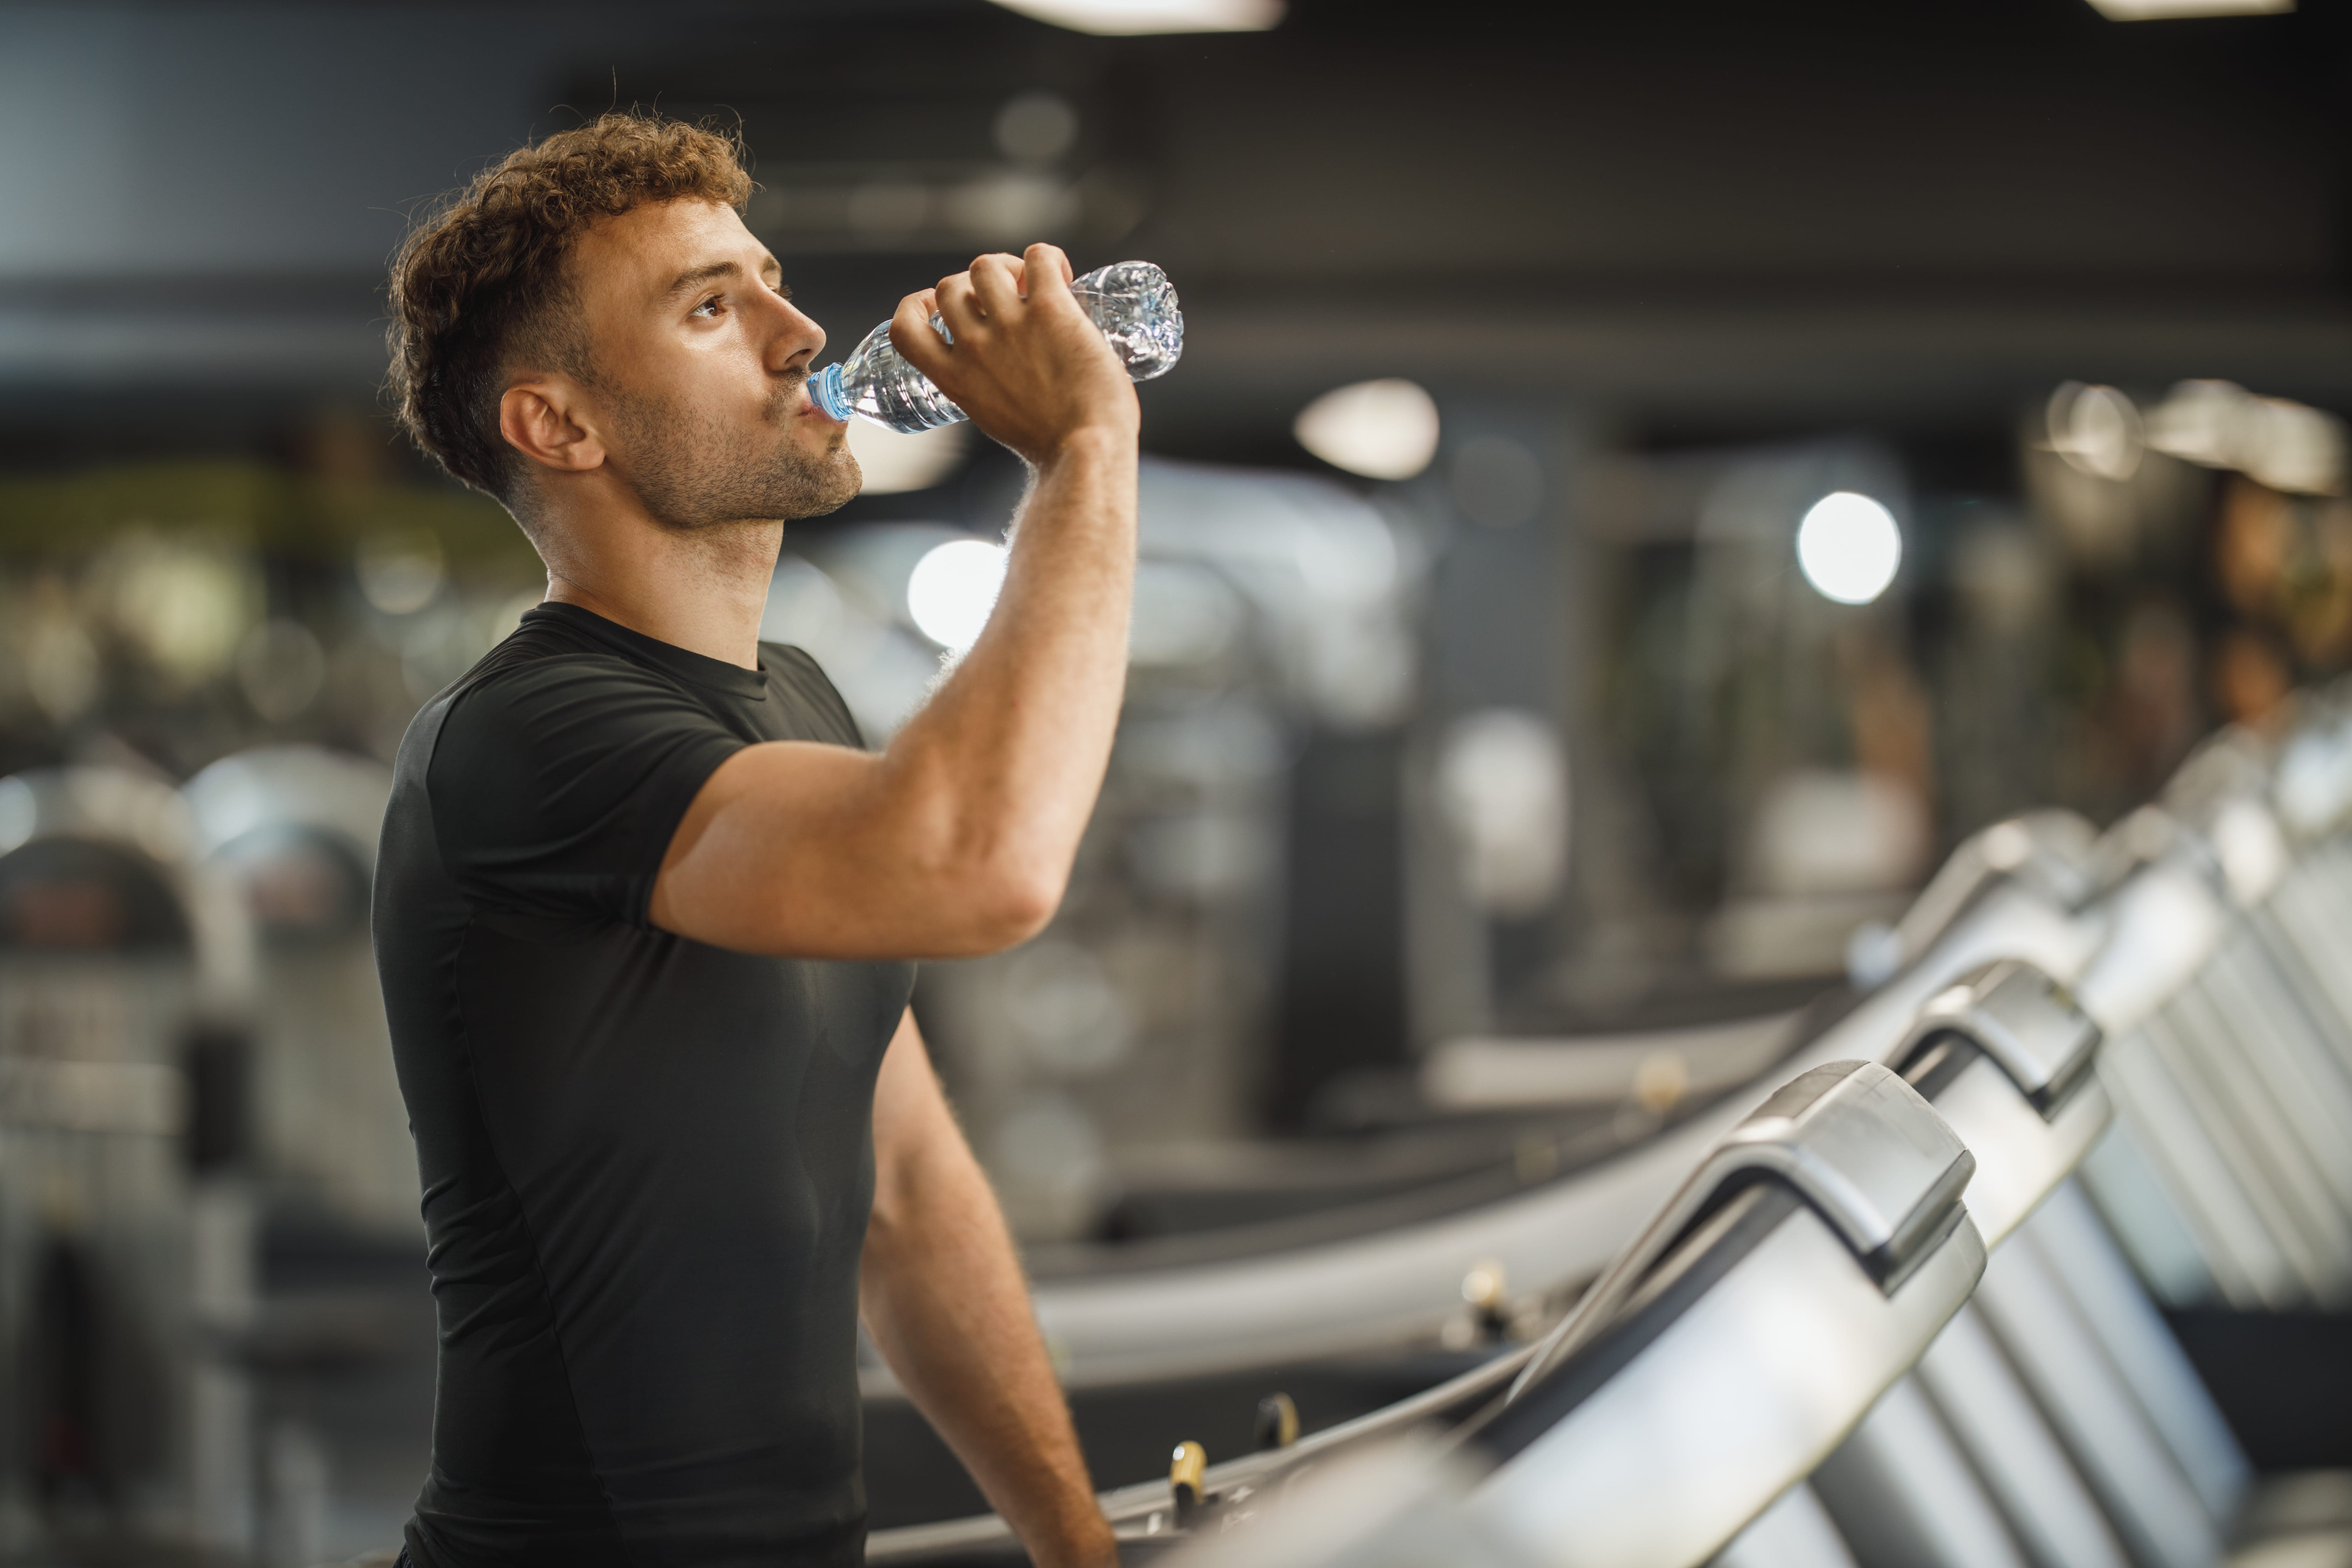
top-left (376, 112), bottom-right (1130, 1568)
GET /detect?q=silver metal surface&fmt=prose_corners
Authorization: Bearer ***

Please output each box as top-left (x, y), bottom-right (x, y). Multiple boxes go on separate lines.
top-left (2021, 1184), bottom-right (2250, 1528)
top-left (2266, 854), bottom-right (2352, 1048)
top-left (2070, 861), bottom-right (2226, 1036)
top-left (1909, 1050), bottom-right (2109, 1251)
top-left (2274, 707), bottom-right (2352, 840)
top-left (1508, 1061), bottom-right (1971, 1400)
top-left (1812, 1374), bottom-right (2029, 1568)
top-left (2074, 1124), bottom-right (2221, 1309)
top-left (2156, 981), bottom-right (2352, 1302)
top-left (2193, 938), bottom-right (2352, 1226)
top-left (2098, 1017), bottom-right (2311, 1310)
top-left (867, 1339), bottom-right (1542, 1561)
top-left (1901, 960), bottom-right (2101, 1116)
top-left (1889, 956), bottom-right (2109, 1248)
top-left (2246, 895), bottom-right (2352, 1085)
top-left (1152, 1437), bottom-right (1532, 1568)
top-left (1887, 811), bottom-right (2100, 978)
top-left (877, 1055), bottom-right (1989, 1566)
top-left (1470, 1202), bottom-right (1986, 1568)
top-left (1719, 1063), bottom-right (1976, 1273)
top-left (1709, 1486), bottom-right (1859, 1568)
top-left (1913, 1305), bottom-right (2131, 1568)
top-left (1972, 1227), bottom-right (2223, 1568)
top-left (2159, 732), bottom-right (2289, 909)
top-left (2136, 1002), bottom-right (2349, 1304)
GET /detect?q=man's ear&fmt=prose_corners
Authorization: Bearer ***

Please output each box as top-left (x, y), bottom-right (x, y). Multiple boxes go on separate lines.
top-left (499, 379), bottom-right (607, 476)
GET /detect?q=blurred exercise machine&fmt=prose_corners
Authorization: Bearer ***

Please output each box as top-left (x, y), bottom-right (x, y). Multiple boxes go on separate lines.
top-left (867, 686), bottom-right (2352, 1568)
top-left (877, 1059), bottom-right (1984, 1568)
top-left (0, 765), bottom-right (259, 1554)
top-left (184, 746), bottom-right (410, 1238)
top-left (184, 745), bottom-right (420, 1568)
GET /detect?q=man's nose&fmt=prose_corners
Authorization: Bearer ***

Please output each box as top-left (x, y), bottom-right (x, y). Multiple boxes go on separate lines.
top-left (766, 297), bottom-right (826, 372)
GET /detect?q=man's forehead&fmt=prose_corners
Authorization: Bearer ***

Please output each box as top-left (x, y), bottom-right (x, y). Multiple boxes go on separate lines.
top-left (574, 199), bottom-right (772, 292)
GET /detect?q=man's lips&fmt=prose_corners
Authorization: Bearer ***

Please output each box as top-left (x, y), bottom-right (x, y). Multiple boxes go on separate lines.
top-left (781, 378), bottom-right (844, 427)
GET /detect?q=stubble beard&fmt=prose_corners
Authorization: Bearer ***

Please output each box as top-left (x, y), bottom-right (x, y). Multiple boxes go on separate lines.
top-left (610, 374), bottom-right (862, 532)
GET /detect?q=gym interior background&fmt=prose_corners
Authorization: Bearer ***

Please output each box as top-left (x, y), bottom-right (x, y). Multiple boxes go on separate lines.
top-left (1, 0), bottom-right (2348, 1560)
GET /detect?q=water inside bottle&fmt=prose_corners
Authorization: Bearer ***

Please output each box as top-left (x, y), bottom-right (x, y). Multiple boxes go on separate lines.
top-left (810, 261), bottom-right (1181, 434)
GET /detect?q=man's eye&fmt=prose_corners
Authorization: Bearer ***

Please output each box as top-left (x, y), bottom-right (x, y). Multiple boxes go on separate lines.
top-left (691, 295), bottom-right (723, 319)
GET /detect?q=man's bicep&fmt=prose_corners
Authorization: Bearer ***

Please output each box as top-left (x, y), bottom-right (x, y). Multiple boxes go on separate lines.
top-left (647, 738), bottom-right (899, 953)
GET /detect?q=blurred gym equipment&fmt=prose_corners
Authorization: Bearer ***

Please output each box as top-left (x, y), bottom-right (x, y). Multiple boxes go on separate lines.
top-left (184, 746), bottom-right (409, 1238)
top-left (864, 686), bottom-right (2352, 1568)
top-left (0, 765), bottom-right (258, 1554)
top-left (875, 1058), bottom-right (1984, 1567)
top-left (184, 746), bottom-right (421, 1567)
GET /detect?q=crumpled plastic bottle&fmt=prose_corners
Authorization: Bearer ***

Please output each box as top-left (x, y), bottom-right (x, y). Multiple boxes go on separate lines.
top-left (808, 260), bottom-right (1182, 434)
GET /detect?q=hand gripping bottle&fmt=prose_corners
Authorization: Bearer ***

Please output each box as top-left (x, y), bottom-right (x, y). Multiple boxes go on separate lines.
top-left (808, 260), bottom-right (1182, 434)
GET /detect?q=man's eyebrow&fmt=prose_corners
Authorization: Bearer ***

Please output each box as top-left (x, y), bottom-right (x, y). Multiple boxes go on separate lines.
top-left (659, 260), bottom-right (741, 304)
top-left (658, 258), bottom-right (792, 305)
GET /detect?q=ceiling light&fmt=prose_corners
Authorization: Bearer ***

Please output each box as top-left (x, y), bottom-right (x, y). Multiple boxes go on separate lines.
top-left (2046, 382), bottom-right (2144, 482)
top-left (987, 0), bottom-right (1283, 34)
top-left (1293, 379), bottom-right (1441, 481)
top-left (2146, 379), bottom-right (2348, 495)
top-left (2238, 398), bottom-right (2347, 495)
top-left (2086, 0), bottom-right (2290, 18)
top-left (1796, 492), bottom-right (1902, 606)
top-left (907, 539), bottom-right (1008, 653)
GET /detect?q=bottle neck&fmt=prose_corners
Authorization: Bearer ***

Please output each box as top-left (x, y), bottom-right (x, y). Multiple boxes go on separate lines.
top-left (809, 362), bottom-right (849, 422)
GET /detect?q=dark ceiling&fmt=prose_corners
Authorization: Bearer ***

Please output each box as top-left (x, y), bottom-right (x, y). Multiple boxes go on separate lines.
top-left (1, 0), bottom-right (2347, 461)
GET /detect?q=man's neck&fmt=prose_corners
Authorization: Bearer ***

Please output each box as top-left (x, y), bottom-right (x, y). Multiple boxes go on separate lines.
top-left (542, 514), bottom-right (782, 669)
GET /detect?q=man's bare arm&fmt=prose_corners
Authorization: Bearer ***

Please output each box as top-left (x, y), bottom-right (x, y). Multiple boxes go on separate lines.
top-left (649, 243), bottom-right (1137, 959)
top-left (861, 1010), bottom-right (1116, 1568)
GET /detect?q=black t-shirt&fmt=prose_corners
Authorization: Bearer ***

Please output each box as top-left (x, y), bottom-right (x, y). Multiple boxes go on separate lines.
top-left (373, 602), bottom-right (916, 1568)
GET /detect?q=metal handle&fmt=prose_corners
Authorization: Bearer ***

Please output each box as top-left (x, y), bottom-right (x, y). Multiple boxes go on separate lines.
top-left (1506, 1059), bottom-right (1971, 1402)
top-left (1899, 958), bottom-right (2102, 1119)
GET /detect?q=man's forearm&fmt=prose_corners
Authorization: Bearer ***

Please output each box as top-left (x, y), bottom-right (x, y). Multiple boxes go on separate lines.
top-left (882, 432), bottom-right (1137, 908)
top-left (861, 1136), bottom-right (1115, 1567)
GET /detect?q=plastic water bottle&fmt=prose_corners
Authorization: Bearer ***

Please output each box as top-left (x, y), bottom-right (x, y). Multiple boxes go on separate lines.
top-left (808, 260), bottom-right (1182, 434)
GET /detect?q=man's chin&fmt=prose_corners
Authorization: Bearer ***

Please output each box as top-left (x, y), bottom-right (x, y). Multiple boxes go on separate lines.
top-left (788, 450), bottom-right (862, 521)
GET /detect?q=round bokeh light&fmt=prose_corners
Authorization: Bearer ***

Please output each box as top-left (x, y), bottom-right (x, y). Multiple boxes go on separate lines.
top-left (907, 538), bottom-right (1008, 653)
top-left (1796, 491), bottom-right (1902, 606)
top-left (1293, 379), bottom-right (1441, 481)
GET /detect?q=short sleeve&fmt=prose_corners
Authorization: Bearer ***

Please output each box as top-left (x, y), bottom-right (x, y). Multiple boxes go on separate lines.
top-left (427, 657), bottom-right (747, 929)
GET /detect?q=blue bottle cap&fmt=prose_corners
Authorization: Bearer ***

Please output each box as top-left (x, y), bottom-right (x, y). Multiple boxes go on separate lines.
top-left (809, 363), bottom-right (849, 422)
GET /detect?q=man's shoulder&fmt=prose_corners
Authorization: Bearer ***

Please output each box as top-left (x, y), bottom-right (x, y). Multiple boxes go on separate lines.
top-left (403, 621), bottom-right (713, 807)
top-left (440, 621), bottom-right (689, 729)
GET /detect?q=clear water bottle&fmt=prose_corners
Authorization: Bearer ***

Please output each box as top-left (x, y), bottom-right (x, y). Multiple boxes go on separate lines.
top-left (808, 260), bottom-right (1182, 434)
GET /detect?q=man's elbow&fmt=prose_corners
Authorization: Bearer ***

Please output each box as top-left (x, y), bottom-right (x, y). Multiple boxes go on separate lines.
top-left (951, 859), bottom-right (1064, 952)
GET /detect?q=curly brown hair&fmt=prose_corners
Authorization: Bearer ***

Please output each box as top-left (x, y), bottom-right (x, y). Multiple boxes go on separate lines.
top-left (386, 112), bottom-right (754, 503)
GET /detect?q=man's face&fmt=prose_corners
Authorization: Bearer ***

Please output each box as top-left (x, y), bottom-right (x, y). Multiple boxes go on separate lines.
top-left (562, 198), bottom-right (860, 528)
